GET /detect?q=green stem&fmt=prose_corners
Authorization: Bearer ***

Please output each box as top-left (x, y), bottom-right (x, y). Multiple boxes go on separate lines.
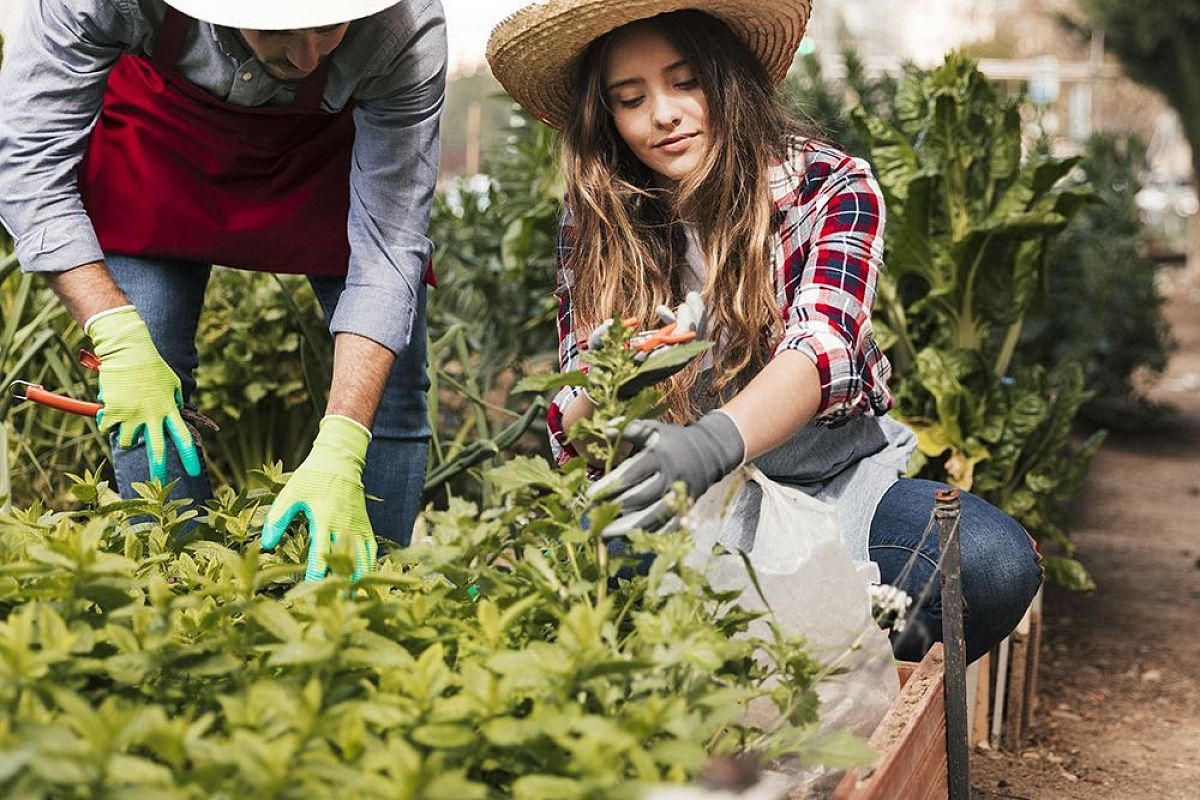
top-left (993, 315), bottom-right (1024, 379)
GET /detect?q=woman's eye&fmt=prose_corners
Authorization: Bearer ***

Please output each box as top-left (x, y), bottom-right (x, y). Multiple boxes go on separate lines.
top-left (677, 79), bottom-right (699, 90)
top-left (617, 96), bottom-right (644, 109)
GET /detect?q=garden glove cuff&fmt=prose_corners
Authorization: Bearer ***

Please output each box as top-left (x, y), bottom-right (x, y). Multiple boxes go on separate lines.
top-left (261, 414), bottom-right (377, 582)
top-left (589, 409), bottom-right (745, 538)
top-left (86, 306), bottom-right (201, 483)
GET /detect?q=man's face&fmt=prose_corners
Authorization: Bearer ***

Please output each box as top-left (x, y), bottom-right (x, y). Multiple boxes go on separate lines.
top-left (239, 24), bottom-right (351, 82)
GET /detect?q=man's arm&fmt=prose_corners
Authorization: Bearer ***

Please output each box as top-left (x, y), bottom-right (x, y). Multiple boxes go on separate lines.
top-left (44, 262), bottom-right (131, 326)
top-left (324, 3), bottom-right (446, 401)
top-left (325, 333), bottom-right (395, 429)
top-left (0, 0), bottom-right (144, 278)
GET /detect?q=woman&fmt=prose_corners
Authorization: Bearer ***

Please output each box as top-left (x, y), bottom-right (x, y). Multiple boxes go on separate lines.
top-left (487, 0), bottom-right (1041, 662)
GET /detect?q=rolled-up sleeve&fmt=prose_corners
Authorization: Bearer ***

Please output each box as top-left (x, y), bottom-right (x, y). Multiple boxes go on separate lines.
top-left (547, 212), bottom-right (586, 466)
top-left (774, 159), bottom-right (888, 422)
top-left (329, 0), bottom-right (446, 356)
top-left (0, 0), bottom-right (142, 273)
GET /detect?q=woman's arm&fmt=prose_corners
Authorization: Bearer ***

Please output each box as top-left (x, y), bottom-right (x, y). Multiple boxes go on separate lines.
top-left (722, 150), bottom-right (889, 459)
top-left (720, 350), bottom-right (820, 460)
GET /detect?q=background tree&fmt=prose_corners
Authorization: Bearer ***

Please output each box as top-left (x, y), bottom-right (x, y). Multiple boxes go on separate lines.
top-left (1071, 0), bottom-right (1200, 275)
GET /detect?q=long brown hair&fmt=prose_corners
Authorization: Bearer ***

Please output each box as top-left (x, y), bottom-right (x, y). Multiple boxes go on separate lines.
top-left (562, 10), bottom-right (810, 421)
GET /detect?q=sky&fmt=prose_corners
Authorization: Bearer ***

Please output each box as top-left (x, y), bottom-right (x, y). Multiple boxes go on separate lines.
top-left (0, 0), bottom-right (531, 74)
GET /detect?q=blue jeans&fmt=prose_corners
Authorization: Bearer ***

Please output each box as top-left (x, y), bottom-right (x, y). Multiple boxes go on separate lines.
top-left (868, 478), bottom-right (1044, 663)
top-left (104, 254), bottom-right (431, 545)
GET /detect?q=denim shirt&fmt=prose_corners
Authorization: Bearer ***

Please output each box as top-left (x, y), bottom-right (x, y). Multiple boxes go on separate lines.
top-left (0, 0), bottom-right (447, 355)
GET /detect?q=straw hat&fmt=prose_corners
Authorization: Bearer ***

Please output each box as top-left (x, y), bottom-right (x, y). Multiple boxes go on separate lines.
top-left (487, 0), bottom-right (813, 130)
top-left (164, 0), bottom-right (397, 30)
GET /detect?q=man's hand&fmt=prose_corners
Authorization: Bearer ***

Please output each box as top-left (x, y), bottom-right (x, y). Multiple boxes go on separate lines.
top-left (589, 409), bottom-right (745, 538)
top-left (261, 415), bottom-right (376, 582)
top-left (87, 306), bottom-right (201, 483)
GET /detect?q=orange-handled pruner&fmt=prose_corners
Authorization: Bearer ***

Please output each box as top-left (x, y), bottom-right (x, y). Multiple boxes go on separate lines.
top-left (630, 321), bottom-right (698, 353)
top-left (8, 381), bottom-right (103, 417)
top-left (8, 348), bottom-right (104, 418)
top-left (7, 348), bottom-right (219, 437)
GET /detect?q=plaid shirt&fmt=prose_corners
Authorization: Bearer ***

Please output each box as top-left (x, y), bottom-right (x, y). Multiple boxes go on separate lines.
top-left (548, 137), bottom-right (894, 465)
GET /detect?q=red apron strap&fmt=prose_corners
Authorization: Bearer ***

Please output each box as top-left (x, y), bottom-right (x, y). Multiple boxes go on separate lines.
top-left (152, 6), bottom-right (192, 68)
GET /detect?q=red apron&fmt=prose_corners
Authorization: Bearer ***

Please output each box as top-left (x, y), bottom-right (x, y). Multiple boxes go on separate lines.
top-left (79, 7), bottom-right (434, 285)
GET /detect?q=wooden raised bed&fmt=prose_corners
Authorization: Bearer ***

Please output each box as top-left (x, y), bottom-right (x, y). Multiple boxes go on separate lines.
top-left (832, 643), bottom-right (948, 800)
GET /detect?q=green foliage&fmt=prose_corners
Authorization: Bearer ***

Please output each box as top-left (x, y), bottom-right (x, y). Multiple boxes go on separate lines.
top-left (850, 53), bottom-right (1102, 588)
top-left (0, 335), bottom-right (861, 797)
top-left (0, 252), bottom-right (107, 507)
top-left (193, 270), bottom-right (330, 487)
top-left (1021, 133), bottom-right (1177, 430)
top-left (780, 49), bottom-right (898, 158)
top-left (425, 114), bottom-right (563, 502)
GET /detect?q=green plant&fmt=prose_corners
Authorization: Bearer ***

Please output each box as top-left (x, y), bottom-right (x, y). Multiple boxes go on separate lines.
top-left (851, 53), bottom-right (1104, 588)
top-left (1021, 133), bottom-right (1177, 430)
top-left (424, 113), bottom-right (562, 502)
top-left (0, 251), bottom-right (106, 507)
top-left (0, 333), bottom-right (869, 798)
top-left (193, 269), bottom-right (330, 487)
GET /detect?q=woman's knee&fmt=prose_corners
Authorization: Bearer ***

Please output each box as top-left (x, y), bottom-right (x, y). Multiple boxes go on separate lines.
top-left (958, 492), bottom-right (1043, 658)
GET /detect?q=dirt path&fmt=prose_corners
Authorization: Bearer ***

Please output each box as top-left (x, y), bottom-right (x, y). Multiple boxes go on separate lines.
top-left (972, 274), bottom-right (1200, 799)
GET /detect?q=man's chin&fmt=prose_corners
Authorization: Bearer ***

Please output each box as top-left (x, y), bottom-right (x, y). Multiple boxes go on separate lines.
top-left (264, 65), bottom-right (313, 83)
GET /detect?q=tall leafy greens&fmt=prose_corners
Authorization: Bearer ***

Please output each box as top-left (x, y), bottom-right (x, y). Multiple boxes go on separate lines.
top-left (851, 54), bottom-right (1104, 588)
top-left (424, 114), bottom-right (562, 503)
top-left (0, 332), bottom-right (865, 798)
top-left (1021, 133), bottom-right (1176, 430)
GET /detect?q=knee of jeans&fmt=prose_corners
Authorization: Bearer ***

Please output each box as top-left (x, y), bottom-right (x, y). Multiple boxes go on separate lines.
top-left (962, 515), bottom-right (1042, 626)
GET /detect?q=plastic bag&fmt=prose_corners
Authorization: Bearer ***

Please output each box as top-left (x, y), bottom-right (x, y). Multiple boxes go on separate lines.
top-left (681, 465), bottom-right (898, 794)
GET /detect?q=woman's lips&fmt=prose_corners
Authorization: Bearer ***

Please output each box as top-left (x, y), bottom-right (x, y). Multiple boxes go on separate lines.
top-left (655, 133), bottom-right (699, 154)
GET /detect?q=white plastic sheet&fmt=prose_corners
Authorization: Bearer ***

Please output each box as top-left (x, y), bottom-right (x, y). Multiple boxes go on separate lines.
top-left (681, 465), bottom-right (898, 794)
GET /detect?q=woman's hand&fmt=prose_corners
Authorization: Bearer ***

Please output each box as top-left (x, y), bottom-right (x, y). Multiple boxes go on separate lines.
top-left (588, 409), bottom-right (744, 537)
top-left (588, 291), bottom-right (706, 400)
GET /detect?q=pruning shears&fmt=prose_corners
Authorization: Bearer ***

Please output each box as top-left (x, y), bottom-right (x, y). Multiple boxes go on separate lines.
top-left (7, 349), bottom-right (219, 441)
top-left (629, 319), bottom-right (698, 354)
top-left (607, 316), bottom-right (699, 359)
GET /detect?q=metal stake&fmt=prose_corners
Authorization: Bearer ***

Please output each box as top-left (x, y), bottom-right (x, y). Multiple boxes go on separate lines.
top-left (936, 488), bottom-right (970, 799)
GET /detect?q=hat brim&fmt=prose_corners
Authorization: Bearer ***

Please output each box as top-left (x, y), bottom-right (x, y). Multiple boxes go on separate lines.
top-left (164, 0), bottom-right (398, 30)
top-left (487, 0), bottom-right (812, 130)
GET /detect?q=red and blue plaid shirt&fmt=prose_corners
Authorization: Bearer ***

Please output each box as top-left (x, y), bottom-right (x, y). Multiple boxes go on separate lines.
top-left (548, 137), bottom-right (894, 465)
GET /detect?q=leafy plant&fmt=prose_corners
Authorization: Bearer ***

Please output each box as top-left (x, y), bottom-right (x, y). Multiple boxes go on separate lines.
top-left (0, 332), bottom-right (868, 798)
top-left (193, 269), bottom-right (331, 487)
top-left (850, 53), bottom-right (1104, 588)
top-left (0, 251), bottom-right (106, 508)
top-left (1021, 133), bottom-right (1177, 430)
top-left (424, 113), bottom-right (563, 502)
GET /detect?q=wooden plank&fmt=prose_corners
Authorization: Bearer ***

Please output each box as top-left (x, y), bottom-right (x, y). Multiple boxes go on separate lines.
top-left (990, 634), bottom-right (1010, 748)
top-left (833, 644), bottom-right (947, 800)
top-left (971, 651), bottom-right (991, 747)
top-left (1002, 605), bottom-right (1033, 749)
top-left (1022, 587), bottom-right (1044, 730)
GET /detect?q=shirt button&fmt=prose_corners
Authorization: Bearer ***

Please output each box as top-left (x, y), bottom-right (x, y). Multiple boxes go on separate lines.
top-left (241, 71), bottom-right (253, 81)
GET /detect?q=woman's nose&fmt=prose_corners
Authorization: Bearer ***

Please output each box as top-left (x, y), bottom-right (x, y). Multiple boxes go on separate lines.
top-left (651, 94), bottom-right (683, 129)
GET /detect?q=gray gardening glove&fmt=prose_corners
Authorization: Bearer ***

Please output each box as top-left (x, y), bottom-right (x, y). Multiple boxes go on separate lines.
top-left (589, 409), bottom-right (745, 538)
top-left (588, 291), bottom-right (707, 401)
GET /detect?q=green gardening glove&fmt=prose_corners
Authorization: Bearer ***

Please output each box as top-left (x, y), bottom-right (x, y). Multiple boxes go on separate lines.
top-left (261, 415), bottom-right (377, 582)
top-left (87, 306), bottom-right (201, 483)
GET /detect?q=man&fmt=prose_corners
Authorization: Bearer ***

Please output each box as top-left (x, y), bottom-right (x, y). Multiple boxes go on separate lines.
top-left (0, 0), bottom-right (447, 580)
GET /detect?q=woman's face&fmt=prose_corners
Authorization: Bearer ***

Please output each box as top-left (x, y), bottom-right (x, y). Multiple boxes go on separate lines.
top-left (603, 25), bottom-right (710, 186)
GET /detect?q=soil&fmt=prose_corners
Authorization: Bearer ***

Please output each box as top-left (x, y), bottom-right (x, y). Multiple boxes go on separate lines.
top-left (971, 271), bottom-right (1200, 799)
